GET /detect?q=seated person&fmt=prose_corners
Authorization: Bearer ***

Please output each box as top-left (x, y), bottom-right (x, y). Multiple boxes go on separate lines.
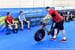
top-left (5, 12), bottom-right (18, 33)
top-left (18, 11), bottom-right (30, 30)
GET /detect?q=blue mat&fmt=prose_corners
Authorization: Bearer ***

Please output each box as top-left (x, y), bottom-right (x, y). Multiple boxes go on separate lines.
top-left (0, 21), bottom-right (75, 50)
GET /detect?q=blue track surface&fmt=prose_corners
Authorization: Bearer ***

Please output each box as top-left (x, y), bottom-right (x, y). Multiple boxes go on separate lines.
top-left (0, 21), bottom-right (75, 50)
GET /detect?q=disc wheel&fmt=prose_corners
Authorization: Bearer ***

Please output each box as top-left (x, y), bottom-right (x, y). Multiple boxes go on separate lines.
top-left (34, 29), bottom-right (45, 42)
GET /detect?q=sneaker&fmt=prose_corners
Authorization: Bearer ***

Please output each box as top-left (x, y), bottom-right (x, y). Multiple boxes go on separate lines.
top-left (21, 28), bottom-right (24, 31)
top-left (6, 32), bottom-right (10, 35)
top-left (60, 39), bottom-right (67, 42)
top-left (13, 29), bottom-right (18, 33)
top-left (50, 38), bottom-right (56, 41)
top-left (28, 28), bottom-right (30, 30)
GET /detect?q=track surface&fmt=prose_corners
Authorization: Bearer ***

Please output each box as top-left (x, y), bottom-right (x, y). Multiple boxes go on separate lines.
top-left (0, 21), bottom-right (75, 50)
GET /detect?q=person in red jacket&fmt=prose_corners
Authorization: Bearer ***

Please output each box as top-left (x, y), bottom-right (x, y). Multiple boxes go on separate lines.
top-left (5, 12), bottom-right (18, 33)
top-left (45, 6), bottom-right (66, 42)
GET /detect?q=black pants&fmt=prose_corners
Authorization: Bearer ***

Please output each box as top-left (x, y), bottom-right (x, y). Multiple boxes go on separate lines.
top-left (54, 20), bottom-right (64, 30)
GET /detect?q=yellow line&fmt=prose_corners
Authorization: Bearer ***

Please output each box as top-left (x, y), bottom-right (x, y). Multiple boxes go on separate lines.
top-left (0, 16), bottom-right (6, 21)
top-left (0, 16), bottom-right (6, 25)
top-left (0, 21), bottom-right (5, 25)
